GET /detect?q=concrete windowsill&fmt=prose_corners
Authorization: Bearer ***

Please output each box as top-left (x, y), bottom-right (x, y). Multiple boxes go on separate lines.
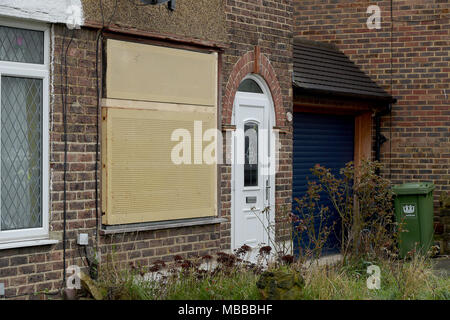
top-left (0, 239), bottom-right (59, 250)
top-left (100, 217), bottom-right (228, 235)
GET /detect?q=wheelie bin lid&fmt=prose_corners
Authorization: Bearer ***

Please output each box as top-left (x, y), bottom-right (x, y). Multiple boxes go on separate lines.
top-left (392, 182), bottom-right (435, 195)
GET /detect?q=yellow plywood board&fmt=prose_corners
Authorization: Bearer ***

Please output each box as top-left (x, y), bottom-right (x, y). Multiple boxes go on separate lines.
top-left (105, 39), bottom-right (218, 107)
top-left (102, 104), bottom-right (217, 225)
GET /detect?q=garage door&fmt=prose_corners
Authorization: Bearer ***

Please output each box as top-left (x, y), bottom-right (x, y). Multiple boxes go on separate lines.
top-left (292, 112), bottom-right (355, 255)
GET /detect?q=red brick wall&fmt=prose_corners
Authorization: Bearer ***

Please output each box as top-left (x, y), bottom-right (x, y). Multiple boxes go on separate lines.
top-left (0, 25), bottom-right (223, 299)
top-left (0, 25), bottom-right (99, 299)
top-left (1, 1), bottom-right (296, 299)
top-left (220, 0), bottom-right (294, 249)
top-left (294, 0), bottom-right (450, 251)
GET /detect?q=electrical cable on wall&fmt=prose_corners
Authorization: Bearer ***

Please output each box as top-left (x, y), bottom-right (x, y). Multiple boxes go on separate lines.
top-left (389, 0), bottom-right (449, 23)
top-left (92, 0), bottom-right (119, 264)
top-left (58, 0), bottom-right (119, 291)
top-left (127, 0), bottom-right (176, 11)
top-left (60, 26), bottom-right (75, 288)
top-left (387, 2), bottom-right (450, 181)
top-left (127, 0), bottom-right (153, 6)
top-left (389, 0), bottom-right (394, 182)
top-left (92, 0), bottom-right (174, 254)
top-left (59, 0), bottom-right (190, 292)
top-left (94, 30), bottom-right (102, 252)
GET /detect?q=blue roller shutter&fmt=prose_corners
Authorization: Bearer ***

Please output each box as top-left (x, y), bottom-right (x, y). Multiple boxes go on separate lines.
top-left (292, 112), bottom-right (355, 255)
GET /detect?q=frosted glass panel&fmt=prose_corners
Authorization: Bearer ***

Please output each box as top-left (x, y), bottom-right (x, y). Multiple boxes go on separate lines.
top-left (244, 122), bottom-right (258, 187)
top-left (0, 25), bottom-right (44, 64)
top-left (1, 76), bottom-right (42, 231)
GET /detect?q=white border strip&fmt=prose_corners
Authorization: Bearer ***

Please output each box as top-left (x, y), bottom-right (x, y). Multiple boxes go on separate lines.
top-left (0, 239), bottom-right (58, 250)
top-left (0, 0), bottom-right (84, 26)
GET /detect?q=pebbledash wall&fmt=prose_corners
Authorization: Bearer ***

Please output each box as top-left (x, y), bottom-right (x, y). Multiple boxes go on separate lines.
top-left (0, 0), bottom-right (294, 299)
top-left (294, 0), bottom-right (450, 252)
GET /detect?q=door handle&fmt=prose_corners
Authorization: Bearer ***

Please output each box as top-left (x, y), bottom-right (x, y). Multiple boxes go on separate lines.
top-left (265, 179), bottom-right (270, 201)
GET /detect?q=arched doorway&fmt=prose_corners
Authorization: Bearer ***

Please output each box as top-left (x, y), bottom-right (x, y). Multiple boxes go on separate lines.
top-left (231, 75), bottom-right (276, 259)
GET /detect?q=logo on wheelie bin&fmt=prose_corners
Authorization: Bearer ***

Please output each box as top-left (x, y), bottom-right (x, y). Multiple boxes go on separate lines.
top-left (402, 204), bottom-right (416, 217)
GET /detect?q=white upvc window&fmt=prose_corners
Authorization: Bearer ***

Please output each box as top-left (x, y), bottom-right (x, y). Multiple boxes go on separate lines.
top-left (0, 18), bottom-right (50, 245)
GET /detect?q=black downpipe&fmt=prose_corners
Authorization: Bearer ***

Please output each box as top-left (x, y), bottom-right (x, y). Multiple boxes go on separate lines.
top-left (375, 103), bottom-right (392, 162)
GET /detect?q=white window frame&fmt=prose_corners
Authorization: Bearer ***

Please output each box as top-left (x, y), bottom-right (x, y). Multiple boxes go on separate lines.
top-left (0, 18), bottom-right (50, 245)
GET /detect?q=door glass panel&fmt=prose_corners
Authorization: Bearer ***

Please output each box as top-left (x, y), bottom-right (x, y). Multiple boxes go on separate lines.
top-left (237, 79), bottom-right (263, 94)
top-left (244, 122), bottom-right (258, 187)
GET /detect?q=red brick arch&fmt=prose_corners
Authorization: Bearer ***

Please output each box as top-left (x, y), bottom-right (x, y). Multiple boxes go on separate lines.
top-left (222, 50), bottom-right (285, 127)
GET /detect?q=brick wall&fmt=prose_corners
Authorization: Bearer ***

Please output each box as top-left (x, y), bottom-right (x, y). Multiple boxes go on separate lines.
top-left (1, 0), bottom-right (296, 299)
top-left (293, 0), bottom-right (450, 251)
top-left (0, 25), bottom-right (223, 299)
top-left (220, 0), bottom-right (294, 248)
top-left (0, 25), bottom-right (99, 299)
top-left (100, 225), bottom-right (221, 268)
top-left (0, 1), bottom-right (297, 299)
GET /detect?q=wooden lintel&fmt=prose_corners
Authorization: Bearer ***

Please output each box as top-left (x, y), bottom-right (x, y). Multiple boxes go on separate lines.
top-left (221, 124), bottom-right (236, 131)
top-left (254, 45), bottom-right (261, 74)
top-left (273, 126), bottom-right (291, 134)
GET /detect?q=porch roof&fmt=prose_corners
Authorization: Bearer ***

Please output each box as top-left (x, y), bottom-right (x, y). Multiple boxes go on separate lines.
top-left (293, 38), bottom-right (396, 103)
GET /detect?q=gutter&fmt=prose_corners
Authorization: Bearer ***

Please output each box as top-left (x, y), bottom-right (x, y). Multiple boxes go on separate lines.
top-left (293, 83), bottom-right (397, 104)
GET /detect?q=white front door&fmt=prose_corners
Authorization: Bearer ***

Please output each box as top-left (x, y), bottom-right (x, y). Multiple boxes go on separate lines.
top-left (232, 87), bottom-right (274, 260)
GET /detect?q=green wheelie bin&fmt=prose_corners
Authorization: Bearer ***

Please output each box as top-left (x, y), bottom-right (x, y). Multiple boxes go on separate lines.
top-left (392, 182), bottom-right (435, 258)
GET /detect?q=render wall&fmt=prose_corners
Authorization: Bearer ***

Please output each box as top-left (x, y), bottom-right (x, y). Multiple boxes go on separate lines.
top-left (81, 0), bottom-right (227, 44)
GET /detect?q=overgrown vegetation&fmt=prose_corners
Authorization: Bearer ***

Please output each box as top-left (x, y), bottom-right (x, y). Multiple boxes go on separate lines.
top-left (94, 250), bottom-right (263, 300)
top-left (301, 254), bottom-right (450, 300)
top-left (83, 161), bottom-right (447, 300)
top-left (90, 248), bottom-right (449, 300)
top-left (290, 160), bottom-right (398, 264)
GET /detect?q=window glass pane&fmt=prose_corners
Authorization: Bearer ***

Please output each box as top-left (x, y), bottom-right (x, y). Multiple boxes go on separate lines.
top-left (238, 79), bottom-right (263, 94)
top-left (1, 76), bottom-right (42, 231)
top-left (0, 25), bottom-right (44, 64)
top-left (244, 122), bottom-right (258, 187)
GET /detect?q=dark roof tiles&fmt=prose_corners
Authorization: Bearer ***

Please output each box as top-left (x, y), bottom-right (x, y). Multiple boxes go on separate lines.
top-left (293, 38), bottom-right (394, 102)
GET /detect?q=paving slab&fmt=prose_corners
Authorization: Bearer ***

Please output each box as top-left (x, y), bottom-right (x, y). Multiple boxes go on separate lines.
top-left (432, 256), bottom-right (450, 278)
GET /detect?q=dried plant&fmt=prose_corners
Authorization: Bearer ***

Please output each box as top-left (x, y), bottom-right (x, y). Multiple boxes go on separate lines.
top-left (310, 160), bottom-right (398, 264)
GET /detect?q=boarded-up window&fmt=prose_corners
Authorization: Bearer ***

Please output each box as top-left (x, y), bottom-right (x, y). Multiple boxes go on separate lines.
top-left (102, 40), bottom-right (218, 225)
top-left (105, 39), bottom-right (217, 106)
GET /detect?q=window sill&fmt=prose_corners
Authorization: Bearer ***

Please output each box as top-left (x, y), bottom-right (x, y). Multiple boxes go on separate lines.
top-left (0, 238), bottom-right (59, 250)
top-left (100, 217), bottom-right (228, 235)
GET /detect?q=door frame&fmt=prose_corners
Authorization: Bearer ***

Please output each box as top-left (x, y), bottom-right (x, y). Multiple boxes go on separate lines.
top-left (230, 74), bottom-right (276, 251)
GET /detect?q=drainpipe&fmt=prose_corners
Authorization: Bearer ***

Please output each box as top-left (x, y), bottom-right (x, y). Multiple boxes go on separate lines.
top-left (375, 103), bottom-right (392, 162)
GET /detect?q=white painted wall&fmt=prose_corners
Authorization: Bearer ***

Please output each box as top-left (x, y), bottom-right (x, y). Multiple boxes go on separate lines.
top-left (0, 0), bottom-right (83, 27)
